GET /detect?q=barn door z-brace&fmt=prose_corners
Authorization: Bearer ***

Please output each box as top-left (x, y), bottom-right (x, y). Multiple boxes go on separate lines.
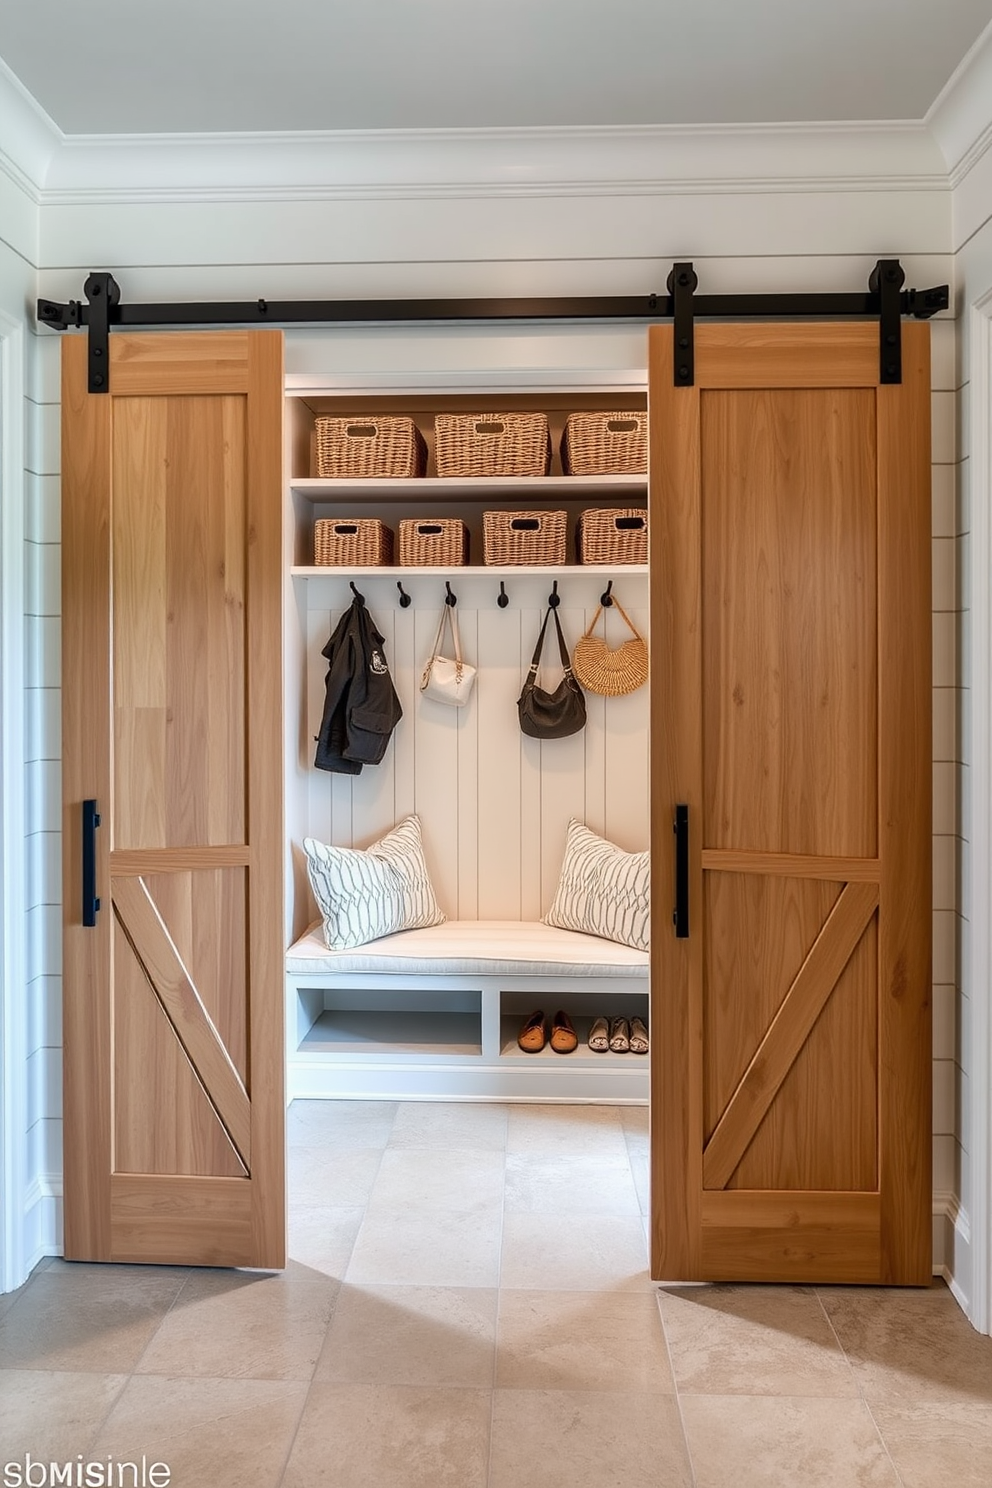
top-left (37, 260), bottom-right (948, 394)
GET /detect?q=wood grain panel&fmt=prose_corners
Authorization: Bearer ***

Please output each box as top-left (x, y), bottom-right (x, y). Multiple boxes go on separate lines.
top-left (700, 1191), bottom-right (881, 1283)
top-left (701, 851), bottom-right (880, 882)
top-left (692, 323), bottom-right (879, 389)
top-left (112, 914), bottom-right (246, 1178)
top-left (730, 915), bottom-right (878, 1191)
top-left (112, 877), bottom-right (252, 1167)
top-left (877, 320), bottom-right (933, 1283)
top-left (702, 873), bottom-right (841, 1142)
top-left (110, 1175), bottom-right (253, 1266)
top-left (701, 387), bottom-right (877, 857)
top-left (109, 333), bottom-right (252, 396)
top-left (61, 334), bottom-right (113, 1259)
top-left (704, 880), bottom-right (878, 1189)
top-left (142, 869), bottom-right (248, 1085)
top-left (649, 324), bottom-right (703, 1279)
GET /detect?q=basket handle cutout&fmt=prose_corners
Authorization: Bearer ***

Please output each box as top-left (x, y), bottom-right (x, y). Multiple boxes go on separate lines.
top-left (334, 524), bottom-right (359, 535)
top-left (417, 524), bottom-right (443, 535)
top-left (510, 517), bottom-right (541, 531)
top-left (606, 418), bottom-right (640, 433)
top-left (345, 424), bottom-right (378, 439)
top-left (615, 515), bottom-right (645, 530)
top-left (474, 421), bottom-right (505, 436)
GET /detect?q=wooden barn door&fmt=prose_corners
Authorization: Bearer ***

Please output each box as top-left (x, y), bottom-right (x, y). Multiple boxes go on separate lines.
top-left (649, 321), bottom-right (932, 1284)
top-left (61, 331), bottom-right (285, 1267)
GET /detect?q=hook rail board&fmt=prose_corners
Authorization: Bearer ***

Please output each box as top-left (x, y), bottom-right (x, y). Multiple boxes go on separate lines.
top-left (37, 261), bottom-right (948, 393)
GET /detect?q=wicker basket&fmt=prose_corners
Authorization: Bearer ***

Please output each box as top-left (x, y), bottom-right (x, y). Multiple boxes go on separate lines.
top-left (576, 508), bottom-right (648, 565)
top-left (398, 518), bottom-right (470, 567)
top-left (434, 412), bottom-right (551, 478)
top-left (483, 510), bottom-right (567, 566)
top-left (561, 412), bottom-right (647, 476)
top-left (314, 415), bottom-right (427, 479)
top-left (314, 518), bottom-right (394, 566)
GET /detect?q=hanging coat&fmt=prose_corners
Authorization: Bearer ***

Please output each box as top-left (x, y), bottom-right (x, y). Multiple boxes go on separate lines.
top-left (314, 595), bottom-right (403, 773)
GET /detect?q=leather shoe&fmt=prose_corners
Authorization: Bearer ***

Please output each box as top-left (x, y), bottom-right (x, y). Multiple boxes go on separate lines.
top-left (517, 1010), bottom-right (548, 1052)
top-left (549, 1009), bottom-right (578, 1054)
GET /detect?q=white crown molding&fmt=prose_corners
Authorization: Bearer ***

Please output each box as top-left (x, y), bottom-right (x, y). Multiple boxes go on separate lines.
top-left (37, 119), bottom-right (948, 204)
top-left (0, 56), bottom-right (61, 197)
top-left (926, 18), bottom-right (992, 185)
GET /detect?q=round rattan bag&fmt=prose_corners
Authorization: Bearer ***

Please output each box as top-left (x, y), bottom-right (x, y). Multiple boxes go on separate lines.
top-left (572, 599), bottom-right (649, 697)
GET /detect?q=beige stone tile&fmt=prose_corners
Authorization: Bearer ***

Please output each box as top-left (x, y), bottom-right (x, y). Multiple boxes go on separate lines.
top-left (346, 1207), bottom-right (501, 1287)
top-left (91, 1375), bottom-right (308, 1488)
top-left (500, 1211), bottom-right (652, 1291)
top-left (315, 1283), bottom-right (497, 1387)
top-left (621, 1103), bottom-right (649, 1155)
top-left (134, 1270), bottom-right (337, 1380)
top-left (287, 1145), bottom-right (384, 1207)
top-left (388, 1100), bottom-right (508, 1150)
top-left (366, 1147), bottom-right (505, 1217)
top-left (659, 1283), bottom-right (857, 1396)
top-left (286, 1204), bottom-right (365, 1279)
top-left (819, 1284), bottom-right (992, 1405)
top-left (496, 1289), bottom-right (674, 1392)
top-left (871, 1400), bottom-right (992, 1487)
top-left (287, 1097), bottom-right (397, 1148)
top-left (0, 1370), bottom-right (127, 1458)
top-left (504, 1151), bottom-right (640, 1216)
top-left (681, 1395), bottom-right (900, 1488)
top-left (507, 1102), bottom-right (629, 1160)
top-left (629, 1149), bottom-right (650, 1212)
top-left (0, 1267), bottom-right (187, 1372)
top-left (489, 1389), bottom-right (691, 1488)
top-left (280, 1382), bottom-right (491, 1488)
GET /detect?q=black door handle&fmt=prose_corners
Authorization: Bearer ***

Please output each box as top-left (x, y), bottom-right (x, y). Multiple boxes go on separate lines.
top-left (673, 804), bottom-right (689, 938)
top-left (82, 799), bottom-right (101, 927)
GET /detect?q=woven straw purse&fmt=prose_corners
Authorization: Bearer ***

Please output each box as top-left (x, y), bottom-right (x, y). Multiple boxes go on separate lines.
top-left (572, 599), bottom-right (649, 697)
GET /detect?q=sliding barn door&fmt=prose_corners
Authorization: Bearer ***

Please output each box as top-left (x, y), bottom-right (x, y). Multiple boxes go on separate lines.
top-left (61, 331), bottom-right (285, 1266)
top-left (649, 322), bottom-right (932, 1283)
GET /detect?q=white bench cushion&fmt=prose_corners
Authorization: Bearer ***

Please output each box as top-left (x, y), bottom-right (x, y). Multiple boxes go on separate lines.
top-left (287, 919), bottom-right (649, 978)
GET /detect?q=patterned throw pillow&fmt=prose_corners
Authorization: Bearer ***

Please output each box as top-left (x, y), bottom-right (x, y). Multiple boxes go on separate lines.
top-left (544, 818), bottom-right (650, 951)
top-left (304, 815), bottom-right (446, 950)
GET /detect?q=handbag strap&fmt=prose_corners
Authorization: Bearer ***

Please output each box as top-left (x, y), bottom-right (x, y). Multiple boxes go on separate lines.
top-left (430, 602), bottom-right (463, 664)
top-left (528, 603), bottom-right (573, 676)
top-left (581, 599), bottom-right (644, 644)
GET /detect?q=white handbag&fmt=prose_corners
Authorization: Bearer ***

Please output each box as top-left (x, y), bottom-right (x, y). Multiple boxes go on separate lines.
top-left (420, 602), bottom-right (477, 707)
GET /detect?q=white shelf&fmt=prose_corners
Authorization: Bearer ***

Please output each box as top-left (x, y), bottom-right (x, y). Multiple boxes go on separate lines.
top-left (292, 563), bottom-right (648, 579)
top-left (292, 474), bottom-right (647, 503)
top-left (300, 1009), bottom-right (481, 1057)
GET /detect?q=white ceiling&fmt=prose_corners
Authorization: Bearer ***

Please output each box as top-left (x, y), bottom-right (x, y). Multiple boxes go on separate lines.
top-left (1, 0), bottom-right (991, 136)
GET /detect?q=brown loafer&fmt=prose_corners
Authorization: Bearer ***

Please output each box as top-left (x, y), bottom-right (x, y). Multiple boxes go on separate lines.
top-left (550, 1009), bottom-right (578, 1054)
top-left (518, 1010), bottom-right (548, 1052)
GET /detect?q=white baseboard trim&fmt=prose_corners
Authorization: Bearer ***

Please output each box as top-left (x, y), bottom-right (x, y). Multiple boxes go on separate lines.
top-left (933, 1191), bottom-right (973, 1322)
top-left (23, 1171), bottom-right (63, 1275)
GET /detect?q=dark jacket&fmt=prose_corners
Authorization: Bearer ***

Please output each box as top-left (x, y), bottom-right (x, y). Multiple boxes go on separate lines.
top-left (314, 595), bottom-right (403, 773)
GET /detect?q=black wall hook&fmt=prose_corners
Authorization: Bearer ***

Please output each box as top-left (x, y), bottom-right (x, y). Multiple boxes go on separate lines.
top-left (497, 581), bottom-right (509, 609)
top-left (601, 580), bottom-right (614, 608)
top-left (445, 581), bottom-right (457, 607)
top-left (349, 581), bottom-right (365, 604)
top-left (396, 581), bottom-right (412, 608)
top-left (548, 580), bottom-right (560, 609)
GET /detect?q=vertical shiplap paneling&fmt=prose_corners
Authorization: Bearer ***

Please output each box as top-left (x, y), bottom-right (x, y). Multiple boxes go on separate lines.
top-left (295, 572), bottom-right (650, 926)
top-left (476, 602), bottom-right (523, 919)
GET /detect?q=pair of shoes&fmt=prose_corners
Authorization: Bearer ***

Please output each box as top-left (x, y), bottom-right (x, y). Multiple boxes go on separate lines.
top-left (517, 1009), bottom-right (578, 1054)
top-left (588, 1016), bottom-right (649, 1054)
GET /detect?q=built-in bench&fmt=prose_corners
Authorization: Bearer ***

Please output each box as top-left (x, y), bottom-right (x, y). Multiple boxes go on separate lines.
top-left (286, 919), bottom-right (649, 1103)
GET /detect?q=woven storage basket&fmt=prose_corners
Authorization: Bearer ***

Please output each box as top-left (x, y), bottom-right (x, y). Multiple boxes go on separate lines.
top-left (576, 508), bottom-right (648, 565)
top-left (314, 415), bottom-right (427, 479)
top-left (398, 518), bottom-right (470, 566)
top-left (561, 411), bottom-right (647, 476)
top-left (434, 412), bottom-right (551, 478)
top-left (314, 518), bottom-right (394, 566)
top-left (483, 510), bottom-right (567, 566)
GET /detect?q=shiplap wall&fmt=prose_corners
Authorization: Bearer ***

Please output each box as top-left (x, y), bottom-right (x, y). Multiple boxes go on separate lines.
top-left (296, 572), bottom-right (649, 928)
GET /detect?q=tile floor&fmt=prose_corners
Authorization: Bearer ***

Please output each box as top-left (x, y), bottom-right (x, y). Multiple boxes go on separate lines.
top-left (2, 1101), bottom-right (992, 1486)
